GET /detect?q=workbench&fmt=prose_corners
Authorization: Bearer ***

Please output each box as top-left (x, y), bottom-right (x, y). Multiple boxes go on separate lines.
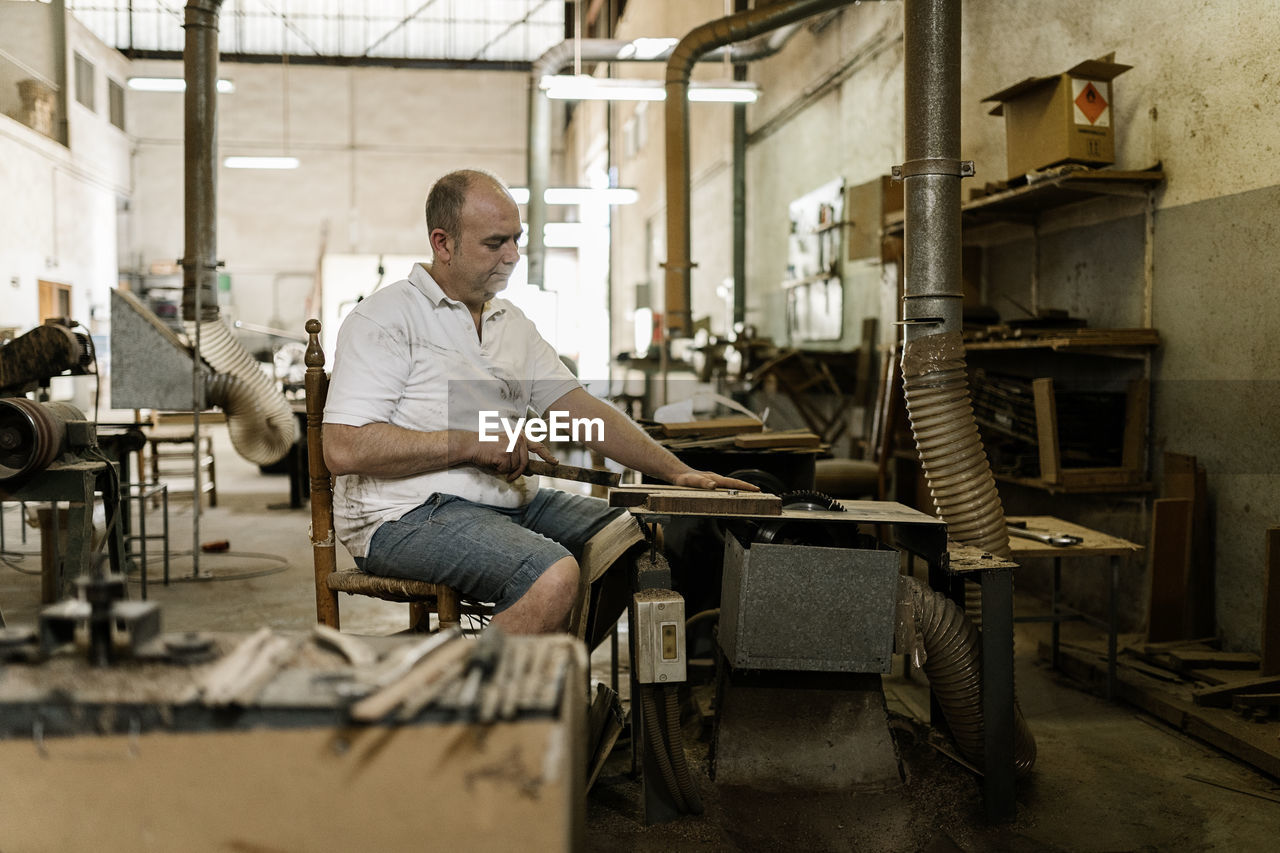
top-left (0, 459), bottom-right (126, 604)
top-left (1006, 515), bottom-right (1144, 701)
top-left (0, 630), bottom-right (586, 852)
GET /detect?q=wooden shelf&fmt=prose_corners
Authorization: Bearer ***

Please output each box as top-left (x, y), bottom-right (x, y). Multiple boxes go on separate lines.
top-left (995, 473), bottom-right (1153, 495)
top-left (884, 166), bottom-right (1164, 233)
top-left (964, 328), bottom-right (1160, 352)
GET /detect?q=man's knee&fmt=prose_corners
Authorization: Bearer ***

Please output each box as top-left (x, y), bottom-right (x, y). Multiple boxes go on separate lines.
top-left (542, 556), bottom-right (581, 611)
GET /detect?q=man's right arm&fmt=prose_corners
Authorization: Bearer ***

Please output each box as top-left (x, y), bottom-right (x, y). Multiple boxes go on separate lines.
top-left (324, 423), bottom-right (557, 482)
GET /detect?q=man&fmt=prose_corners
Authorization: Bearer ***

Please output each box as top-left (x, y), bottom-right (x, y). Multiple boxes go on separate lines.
top-left (323, 169), bottom-right (755, 635)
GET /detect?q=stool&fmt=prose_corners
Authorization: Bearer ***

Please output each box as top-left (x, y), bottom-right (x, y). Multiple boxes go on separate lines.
top-left (146, 426), bottom-right (217, 507)
top-left (124, 480), bottom-right (170, 598)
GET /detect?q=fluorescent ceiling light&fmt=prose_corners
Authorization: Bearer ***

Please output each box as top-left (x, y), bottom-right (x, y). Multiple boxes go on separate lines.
top-left (128, 77), bottom-right (235, 93)
top-left (516, 222), bottom-right (599, 249)
top-left (224, 156), bottom-right (299, 170)
top-left (509, 187), bottom-right (639, 205)
top-left (615, 37), bottom-right (679, 61)
top-left (539, 75), bottom-right (758, 104)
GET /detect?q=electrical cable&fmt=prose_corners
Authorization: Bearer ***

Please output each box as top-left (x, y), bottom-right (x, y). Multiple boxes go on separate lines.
top-left (663, 684), bottom-right (704, 814)
top-left (71, 320), bottom-right (101, 425)
top-left (1, 549), bottom-right (42, 575)
top-left (639, 684), bottom-right (687, 812)
top-left (121, 548), bottom-right (291, 583)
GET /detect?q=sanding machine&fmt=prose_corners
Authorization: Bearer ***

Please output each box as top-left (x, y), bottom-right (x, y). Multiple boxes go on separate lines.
top-left (613, 484), bottom-right (955, 823)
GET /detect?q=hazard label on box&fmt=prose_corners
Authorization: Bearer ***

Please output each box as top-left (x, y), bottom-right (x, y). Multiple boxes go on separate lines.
top-left (1073, 79), bottom-right (1109, 126)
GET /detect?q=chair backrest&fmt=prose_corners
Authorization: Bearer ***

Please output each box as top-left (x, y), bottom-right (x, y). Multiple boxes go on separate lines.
top-left (304, 319), bottom-right (341, 628)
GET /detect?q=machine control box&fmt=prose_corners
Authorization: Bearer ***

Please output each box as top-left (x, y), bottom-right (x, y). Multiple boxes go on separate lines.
top-left (633, 589), bottom-right (686, 684)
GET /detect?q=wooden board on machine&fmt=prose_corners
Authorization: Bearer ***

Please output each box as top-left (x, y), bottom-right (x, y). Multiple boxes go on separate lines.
top-left (658, 417), bottom-right (764, 438)
top-left (608, 484), bottom-right (782, 516)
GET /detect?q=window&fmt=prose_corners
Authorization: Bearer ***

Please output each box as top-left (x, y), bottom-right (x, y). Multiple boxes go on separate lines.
top-left (74, 52), bottom-right (95, 111)
top-left (108, 78), bottom-right (125, 129)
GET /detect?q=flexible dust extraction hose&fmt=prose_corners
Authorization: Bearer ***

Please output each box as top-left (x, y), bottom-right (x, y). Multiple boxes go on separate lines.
top-left (903, 574), bottom-right (1036, 775)
top-left (188, 318), bottom-right (296, 466)
top-left (901, 331), bottom-right (1011, 559)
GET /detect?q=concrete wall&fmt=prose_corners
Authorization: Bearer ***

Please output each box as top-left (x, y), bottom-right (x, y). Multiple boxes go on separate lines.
top-left (0, 9), bottom-right (130, 342)
top-left (126, 58), bottom-right (531, 339)
top-left (581, 0), bottom-right (1280, 651)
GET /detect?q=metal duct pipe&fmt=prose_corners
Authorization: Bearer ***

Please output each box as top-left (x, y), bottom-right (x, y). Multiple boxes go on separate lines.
top-left (525, 26), bottom-right (807, 288)
top-left (664, 0), bottom-right (852, 336)
top-left (898, 0), bottom-right (1011, 559)
top-left (182, 0), bottom-right (222, 324)
top-left (901, 575), bottom-right (1036, 774)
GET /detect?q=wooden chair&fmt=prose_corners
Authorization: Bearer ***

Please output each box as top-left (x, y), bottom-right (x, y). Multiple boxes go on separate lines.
top-left (305, 319), bottom-right (461, 633)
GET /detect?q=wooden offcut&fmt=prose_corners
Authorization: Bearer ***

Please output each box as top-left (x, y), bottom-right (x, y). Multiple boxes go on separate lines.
top-left (525, 458), bottom-right (621, 487)
top-left (609, 485), bottom-right (781, 516)
top-left (659, 416), bottom-right (763, 438)
top-left (1263, 527), bottom-right (1280, 676)
top-left (1164, 452), bottom-right (1213, 637)
top-left (733, 430), bottom-right (821, 449)
top-left (1147, 497), bottom-right (1194, 642)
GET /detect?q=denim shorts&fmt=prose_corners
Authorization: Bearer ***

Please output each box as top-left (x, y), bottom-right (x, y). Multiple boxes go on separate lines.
top-left (358, 489), bottom-right (624, 613)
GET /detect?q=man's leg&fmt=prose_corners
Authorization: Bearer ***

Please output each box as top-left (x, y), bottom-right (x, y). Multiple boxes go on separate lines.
top-left (490, 555), bottom-right (580, 634)
top-left (363, 494), bottom-right (580, 634)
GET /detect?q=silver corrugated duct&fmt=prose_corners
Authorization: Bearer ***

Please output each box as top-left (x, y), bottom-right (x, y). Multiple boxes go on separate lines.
top-left (199, 331), bottom-right (297, 466)
top-left (525, 26), bottom-right (806, 289)
top-left (663, 0), bottom-right (852, 336)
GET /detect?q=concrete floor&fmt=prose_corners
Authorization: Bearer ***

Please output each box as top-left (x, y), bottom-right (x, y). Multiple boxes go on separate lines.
top-left (3, 424), bottom-right (1280, 851)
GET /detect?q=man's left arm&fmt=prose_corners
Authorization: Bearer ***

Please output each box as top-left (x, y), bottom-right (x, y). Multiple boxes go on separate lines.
top-left (547, 388), bottom-right (759, 491)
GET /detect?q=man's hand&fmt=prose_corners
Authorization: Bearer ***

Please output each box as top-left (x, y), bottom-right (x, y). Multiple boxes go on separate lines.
top-left (671, 469), bottom-right (762, 492)
top-left (465, 431), bottom-right (559, 482)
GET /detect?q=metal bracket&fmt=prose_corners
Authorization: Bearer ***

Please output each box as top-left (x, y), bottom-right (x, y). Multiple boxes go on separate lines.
top-left (891, 158), bottom-right (976, 180)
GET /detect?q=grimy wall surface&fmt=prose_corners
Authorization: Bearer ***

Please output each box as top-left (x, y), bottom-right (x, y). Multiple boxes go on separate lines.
top-left (585, 0), bottom-right (1280, 652)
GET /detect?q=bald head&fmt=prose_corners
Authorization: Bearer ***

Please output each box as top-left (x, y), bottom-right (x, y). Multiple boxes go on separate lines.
top-left (425, 169), bottom-right (514, 242)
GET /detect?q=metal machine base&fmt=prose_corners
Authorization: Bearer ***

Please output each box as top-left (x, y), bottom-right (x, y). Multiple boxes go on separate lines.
top-left (713, 667), bottom-right (902, 791)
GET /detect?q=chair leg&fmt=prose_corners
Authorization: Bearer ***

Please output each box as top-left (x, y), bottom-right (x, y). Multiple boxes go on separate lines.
top-left (206, 438), bottom-right (218, 508)
top-left (409, 600), bottom-right (431, 633)
top-left (436, 589), bottom-right (461, 632)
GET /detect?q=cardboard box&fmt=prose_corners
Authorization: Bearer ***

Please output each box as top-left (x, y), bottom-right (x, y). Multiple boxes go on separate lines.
top-left (983, 57), bottom-right (1131, 180)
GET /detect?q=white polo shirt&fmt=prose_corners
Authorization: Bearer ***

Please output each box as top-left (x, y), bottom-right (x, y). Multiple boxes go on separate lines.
top-left (323, 263), bottom-right (581, 558)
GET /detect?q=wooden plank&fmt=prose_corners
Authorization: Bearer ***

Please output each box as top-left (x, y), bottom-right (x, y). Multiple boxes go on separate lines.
top-left (1166, 650), bottom-right (1260, 670)
top-left (610, 488), bottom-right (782, 516)
top-left (1192, 676), bottom-right (1280, 708)
top-left (1057, 467), bottom-right (1142, 488)
top-left (1048, 643), bottom-right (1280, 781)
top-left (1263, 527), bottom-right (1280, 676)
top-left (733, 430), bottom-right (820, 449)
top-left (1164, 452), bottom-right (1214, 637)
top-left (1121, 379), bottom-right (1150, 471)
top-left (659, 417), bottom-right (763, 438)
top-left (524, 459), bottom-right (620, 487)
top-left (1147, 497), bottom-right (1194, 642)
top-left (1031, 377), bottom-right (1061, 484)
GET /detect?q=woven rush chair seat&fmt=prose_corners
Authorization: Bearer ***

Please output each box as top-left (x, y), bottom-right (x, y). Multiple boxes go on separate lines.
top-left (305, 318), bottom-right (468, 633)
top-left (326, 569), bottom-right (453, 603)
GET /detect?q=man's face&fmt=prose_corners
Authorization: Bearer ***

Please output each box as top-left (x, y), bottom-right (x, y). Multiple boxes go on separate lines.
top-left (448, 185), bottom-right (522, 302)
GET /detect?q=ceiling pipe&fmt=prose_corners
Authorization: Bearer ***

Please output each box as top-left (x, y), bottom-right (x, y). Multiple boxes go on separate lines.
top-left (182, 0), bottom-right (222, 324)
top-left (525, 26), bottom-right (805, 289)
top-left (663, 0), bottom-right (853, 337)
